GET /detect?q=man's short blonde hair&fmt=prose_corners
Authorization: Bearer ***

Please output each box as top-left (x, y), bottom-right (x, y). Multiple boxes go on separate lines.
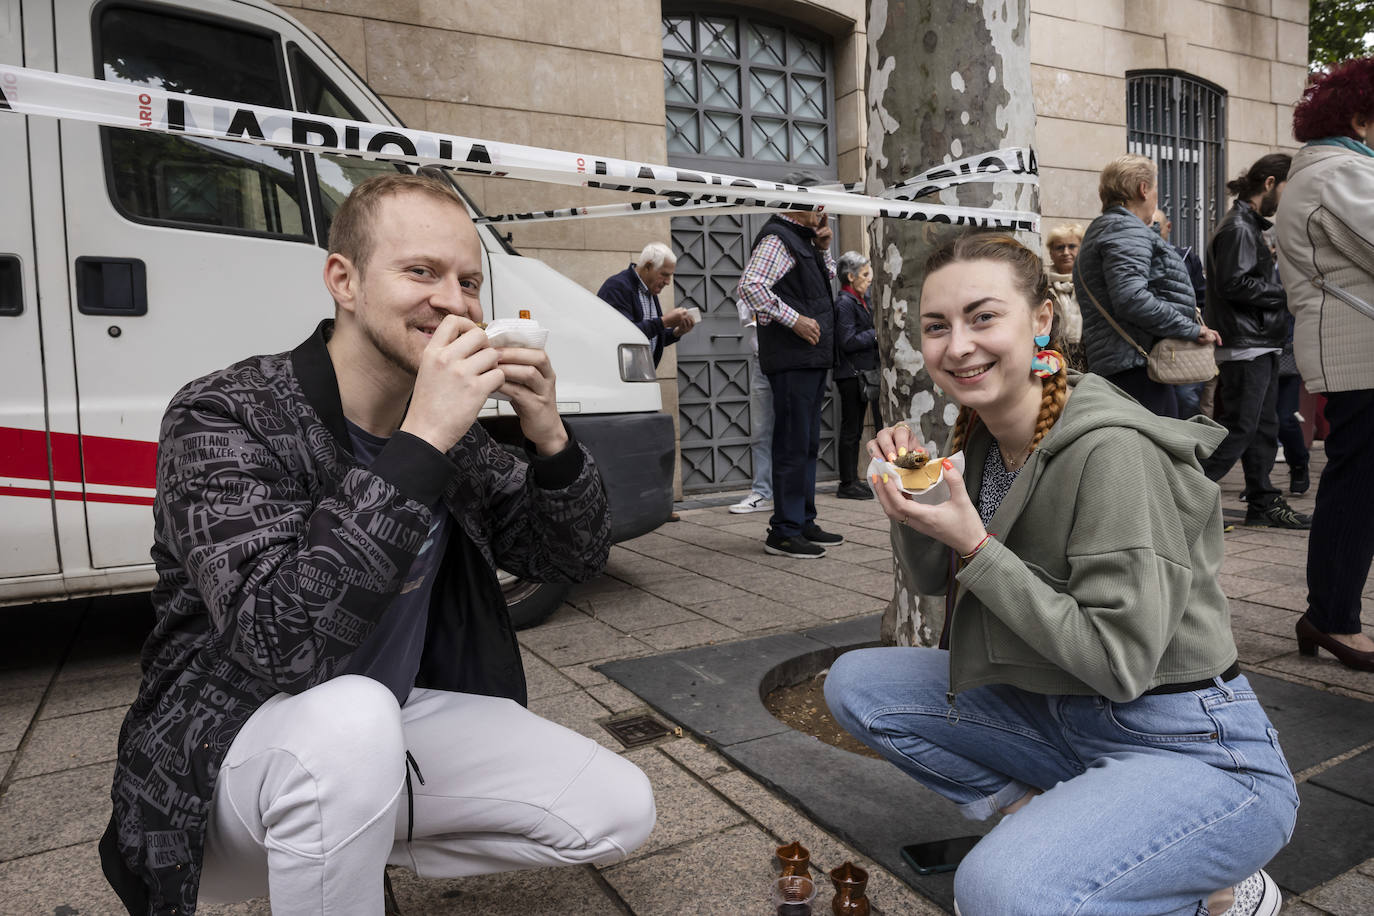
top-left (329, 172), bottom-right (467, 274)
top-left (1045, 224), bottom-right (1084, 249)
top-left (1098, 154), bottom-right (1157, 211)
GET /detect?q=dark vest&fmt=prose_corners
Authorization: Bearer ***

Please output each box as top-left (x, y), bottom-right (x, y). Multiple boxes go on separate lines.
top-left (752, 216), bottom-right (836, 374)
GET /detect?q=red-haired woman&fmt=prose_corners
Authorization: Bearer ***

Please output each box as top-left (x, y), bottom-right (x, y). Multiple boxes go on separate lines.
top-left (1275, 56), bottom-right (1374, 671)
top-left (826, 234), bottom-right (1297, 915)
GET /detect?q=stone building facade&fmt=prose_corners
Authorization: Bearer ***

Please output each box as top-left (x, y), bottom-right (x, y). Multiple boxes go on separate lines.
top-left (272, 0), bottom-right (1307, 494)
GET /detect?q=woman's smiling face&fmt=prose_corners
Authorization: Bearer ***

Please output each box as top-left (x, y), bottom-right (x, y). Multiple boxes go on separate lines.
top-left (918, 259), bottom-right (1053, 412)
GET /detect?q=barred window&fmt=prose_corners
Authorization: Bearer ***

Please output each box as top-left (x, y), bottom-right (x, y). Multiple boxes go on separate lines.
top-left (662, 10), bottom-right (834, 176)
top-left (1126, 70), bottom-right (1227, 253)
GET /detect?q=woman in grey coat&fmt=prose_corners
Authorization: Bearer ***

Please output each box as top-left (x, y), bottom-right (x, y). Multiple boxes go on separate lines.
top-left (1074, 155), bottom-right (1221, 418)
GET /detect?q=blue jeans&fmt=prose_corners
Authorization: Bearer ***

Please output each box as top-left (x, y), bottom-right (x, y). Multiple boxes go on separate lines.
top-left (826, 648), bottom-right (1298, 915)
top-left (750, 358), bottom-right (774, 499)
top-left (766, 368), bottom-right (828, 538)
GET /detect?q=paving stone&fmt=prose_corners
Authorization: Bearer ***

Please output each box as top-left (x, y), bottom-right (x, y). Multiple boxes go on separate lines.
top-left (527, 689), bottom-right (623, 752)
top-left (637, 618), bottom-right (742, 652)
top-left (579, 591), bottom-right (700, 632)
top-left (12, 704), bottom-right (126, 779)
top-left (519, 647), bottom-right (578, 701)
top-left (1263, 652), bottom-right (1374, 698)
top-left (0, 753), bottom-right (12, 778)
top-left (618, 747), bottom-right (746, 859)
top-left (585, 679), bottom-right (647, 714)
top-left (527, 601), bottom-right (593, 629)
top-left (0, 762), bottom-right (114, 861)
top-left (691, 594), bottom-right (823, 633)
top-left (1228, 600), bottom-right (1302, 639)
top-left (1235, 628), bottom-right (1301, 665)
top-left (1218, 574), bottom-right (1277, 600)
top-left (1302, 869), bottom-right (1374, 914)
top-left (0, 685), bottom-right (44, 754)
top-left (659, 737), bottom-right (734, 781)
top-left (518, 619), bottom-right (654, 667)
top-left (801, 615), bottom-right (884, 652)
top-left (598, 632), bottom-right (818, 747)
top-left (1279, 901), bottom-right (1329, 915)
top-left (1248, 673), bottom-right (1374, 773)
top-left (796, 592), bottom-right (889, 620)
top-left (40, 667), bottom-right (141, 720)
top-left (383, 860), bottom-right (622, 915)
top-left (1311, 748), bottom-right (1374, 806)
top-left (639, 576), bottom-right (752, 608)
top-left (601, 823), bottom-right (776, 915)
top-left (1267, 783), bottom-right (1374, 895)
top-left (0, 840), bottom-right (135, 915)
top-left (557, 663), bottom-right (609, 688)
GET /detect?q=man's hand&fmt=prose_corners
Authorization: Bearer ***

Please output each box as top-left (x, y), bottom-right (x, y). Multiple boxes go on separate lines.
top-left (401, 315), bottom-right (505, 453)
top-left (812, 222), bottom-right (833, 250)
top-left (495, 346), bottom-right (569, 456)
top-left (662, 308), bottom-right (692, 331)
top-left (1197, 325), bottom-right (1222, 346)
top-left (791, 315), bottom-right (821, 346)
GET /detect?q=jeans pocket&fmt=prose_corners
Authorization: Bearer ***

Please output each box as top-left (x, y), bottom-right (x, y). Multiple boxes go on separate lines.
top-left (1265, 727), bottom-right (1301, 836)
top-left (1103, 692), bottom-right (1219, 745)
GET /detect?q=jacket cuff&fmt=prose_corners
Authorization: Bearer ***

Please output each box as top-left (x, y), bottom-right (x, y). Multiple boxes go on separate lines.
top-left (525, 424), bottom-right (585, 490)
top-left (370, 431), bottom-right (458, 505)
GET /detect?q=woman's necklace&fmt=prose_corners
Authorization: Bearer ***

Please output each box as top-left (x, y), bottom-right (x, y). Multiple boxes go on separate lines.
top-left (998, 437), bottom-right (1034, 473)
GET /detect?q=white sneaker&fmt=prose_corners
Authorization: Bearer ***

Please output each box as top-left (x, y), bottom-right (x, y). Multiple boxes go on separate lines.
top-left (1205, 870), bottom-right (1281, 916)
top-left (729, 492), bottom-right (773, 514)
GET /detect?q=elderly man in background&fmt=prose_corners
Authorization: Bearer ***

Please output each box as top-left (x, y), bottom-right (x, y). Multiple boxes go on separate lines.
top-left (597, 242), bottom-right (697, 368)
top-left (1044, 224), bottom-right (1085, 368)
top-left (1074, 154), bottom-right (1220, 418)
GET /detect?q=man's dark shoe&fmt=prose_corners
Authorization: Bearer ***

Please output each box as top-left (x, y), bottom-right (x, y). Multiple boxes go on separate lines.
top-left (836, 482), bottom-right (874, 500)
top-left (1290, 464), bottom-right (1310, 495)
top-left (765, 530), bottom-right (826, 559)
top-left (1245, 495), bottom-right (1311, 529)
top-left (802, 524), bottom-right (845, 545)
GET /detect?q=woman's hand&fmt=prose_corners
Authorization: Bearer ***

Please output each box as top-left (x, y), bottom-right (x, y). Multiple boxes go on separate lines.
top-left (866, 426), bottom-right (987, 555)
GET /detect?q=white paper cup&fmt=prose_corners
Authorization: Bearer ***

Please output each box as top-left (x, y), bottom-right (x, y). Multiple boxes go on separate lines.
top-left (865, 451), bottom-right (966, 505)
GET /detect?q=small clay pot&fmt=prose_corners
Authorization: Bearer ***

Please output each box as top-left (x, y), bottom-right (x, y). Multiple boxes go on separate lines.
top-left (829, 861), bottom-right (870, 916)
top-left (775, 840), bottom-right (811, 878)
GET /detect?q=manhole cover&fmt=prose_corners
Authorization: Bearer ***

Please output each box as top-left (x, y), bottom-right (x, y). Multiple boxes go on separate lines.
top-left (602, 714), bottom-right (671, 748)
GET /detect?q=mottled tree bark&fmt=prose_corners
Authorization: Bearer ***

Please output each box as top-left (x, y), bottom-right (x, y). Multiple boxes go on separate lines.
top-left (865, 0), bottom-right (1040, 646)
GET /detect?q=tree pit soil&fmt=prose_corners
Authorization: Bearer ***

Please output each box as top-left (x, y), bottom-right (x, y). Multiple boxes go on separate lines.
top-left (763, 672), bottom-right (882, 760)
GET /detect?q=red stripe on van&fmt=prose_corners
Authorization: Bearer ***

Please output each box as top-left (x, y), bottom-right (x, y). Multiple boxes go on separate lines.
top-left (0, 426), bottom-right (156, 489)
top-left (0, 485), bottom-right (154, 507)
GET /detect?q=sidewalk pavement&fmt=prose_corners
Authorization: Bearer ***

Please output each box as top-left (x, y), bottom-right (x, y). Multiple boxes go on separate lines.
top-left (0, 444), bottom-right (1370, 915)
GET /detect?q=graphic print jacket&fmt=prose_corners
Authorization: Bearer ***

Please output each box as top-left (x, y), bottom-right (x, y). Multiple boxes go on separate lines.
top-left (99, 321), bottom-right (612, 915)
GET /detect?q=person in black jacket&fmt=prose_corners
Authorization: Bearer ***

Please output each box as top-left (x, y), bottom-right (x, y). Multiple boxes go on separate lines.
top-left (834, 250), bottom-right (882, 499)
top-left (596, 242), bottom-right (697, 367)
top-left (100, 174), bottom-right (655, 916)
top-left (1202, 154), bottom-right (1311, 529)
top-left (736, 191), bottom-right (844, 559)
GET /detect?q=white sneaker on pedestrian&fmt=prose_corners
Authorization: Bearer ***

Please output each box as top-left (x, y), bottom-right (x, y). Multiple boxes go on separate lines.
top-left (729, 492), bottom-right (773, 514)
top-left (1201, 870), bottom-right (1281, 916)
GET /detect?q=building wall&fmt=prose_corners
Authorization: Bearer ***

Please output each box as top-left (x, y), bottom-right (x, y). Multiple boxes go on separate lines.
top-left (1030, 0), bottom-right (1310, 241)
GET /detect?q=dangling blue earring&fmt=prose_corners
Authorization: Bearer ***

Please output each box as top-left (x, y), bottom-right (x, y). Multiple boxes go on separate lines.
top-left (1031, 333), bottom-right (1063, 378)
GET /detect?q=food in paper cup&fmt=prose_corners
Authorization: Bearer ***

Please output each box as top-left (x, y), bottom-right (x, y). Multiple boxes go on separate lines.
top-left (484, 317), bottom-right (548, 350)
top-left (865, 450), bottom-right (966, 505)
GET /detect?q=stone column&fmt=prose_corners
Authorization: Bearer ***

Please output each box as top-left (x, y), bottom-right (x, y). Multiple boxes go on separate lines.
top-left (865, 0), bottom-right (1040, 646)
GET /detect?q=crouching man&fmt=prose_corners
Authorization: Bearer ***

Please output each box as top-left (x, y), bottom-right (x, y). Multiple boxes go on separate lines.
top-left (100, 173), bottom-right (656, 916)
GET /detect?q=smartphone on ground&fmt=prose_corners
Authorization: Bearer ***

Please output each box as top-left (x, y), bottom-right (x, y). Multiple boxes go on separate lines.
top-left (899, 836), bottom-right (982, 875)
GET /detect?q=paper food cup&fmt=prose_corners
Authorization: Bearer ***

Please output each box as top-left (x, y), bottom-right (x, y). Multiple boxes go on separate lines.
top-left (865, 451), bottom-right (966, 505)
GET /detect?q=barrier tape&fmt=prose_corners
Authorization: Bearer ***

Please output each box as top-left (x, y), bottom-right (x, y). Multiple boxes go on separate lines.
top-left (0, 64), bottom-right (1038, 230)
top-left (879, 147), bottom-right (1039, 200)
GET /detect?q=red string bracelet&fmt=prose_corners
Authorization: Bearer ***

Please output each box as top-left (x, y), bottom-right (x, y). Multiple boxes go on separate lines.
top-left (960, 533), bottom-right (992, 561)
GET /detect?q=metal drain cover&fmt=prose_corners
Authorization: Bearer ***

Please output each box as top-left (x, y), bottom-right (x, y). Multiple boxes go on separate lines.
top-left (602, 713), bottom-right (671, 749)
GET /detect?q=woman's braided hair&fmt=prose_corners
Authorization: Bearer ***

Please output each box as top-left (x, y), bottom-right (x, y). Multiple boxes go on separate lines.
top-left (926, 234), bottom-right (1070, 455)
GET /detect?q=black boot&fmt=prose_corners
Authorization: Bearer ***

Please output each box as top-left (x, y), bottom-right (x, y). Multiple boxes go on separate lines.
top-left (1290, 464), bottom-right (1310, 495)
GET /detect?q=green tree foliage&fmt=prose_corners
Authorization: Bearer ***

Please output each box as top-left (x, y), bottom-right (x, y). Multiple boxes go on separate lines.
top-left (1309, 0), bottom-right (1374, 70)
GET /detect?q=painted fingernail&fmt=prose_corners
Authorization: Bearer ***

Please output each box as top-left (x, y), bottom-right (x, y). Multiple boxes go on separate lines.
top-left (897, 447), bottom-right (907, 458)
top-left (886, 452), bottom-right (896, 462)
top-left (942, 459), bottom-right (953, 471)
top-left (881, 473), bottom-right (889, 484)
top-left (870, 475), bottom-right (880, 486)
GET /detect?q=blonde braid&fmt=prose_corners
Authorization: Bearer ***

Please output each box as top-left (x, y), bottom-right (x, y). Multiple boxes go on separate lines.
top-left (1029, 355), bottom-right (1069, 451)
top-left (949, 406), bottom-right (977, 454)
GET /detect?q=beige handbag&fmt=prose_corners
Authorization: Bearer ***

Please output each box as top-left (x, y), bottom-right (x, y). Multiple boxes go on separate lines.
top-left (1076, 264), bottom-right (1217, 384)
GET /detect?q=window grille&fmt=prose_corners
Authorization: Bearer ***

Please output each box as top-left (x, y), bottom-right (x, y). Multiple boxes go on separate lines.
top-left (1126, 71), bottom-right (1227, 254)
top-left (662, 10), bottom-right (835, 177)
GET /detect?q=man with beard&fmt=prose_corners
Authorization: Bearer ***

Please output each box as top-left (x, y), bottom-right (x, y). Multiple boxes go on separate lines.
top-left (100, 173), bottom-right (655, 915)
top-left (1202, 153), bottom-right (1309, 529)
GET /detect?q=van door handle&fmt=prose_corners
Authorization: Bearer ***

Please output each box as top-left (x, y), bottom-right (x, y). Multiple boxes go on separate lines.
top-left (710, 333), bottom-right (743, 341)
top-left (75, 257), bottom-right (148, 316)
top-left (0, 255), bottom-right (20, 316)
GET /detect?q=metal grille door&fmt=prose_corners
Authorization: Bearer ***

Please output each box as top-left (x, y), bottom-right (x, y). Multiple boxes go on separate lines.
top-left (1126, 71), bottom-right (1227, 253)
top-left (664, 8), bottom-right (839, 491)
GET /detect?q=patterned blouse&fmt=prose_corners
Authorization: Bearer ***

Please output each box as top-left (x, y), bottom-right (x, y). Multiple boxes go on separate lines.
top-left (978, 440), bottom-right (1023, 526)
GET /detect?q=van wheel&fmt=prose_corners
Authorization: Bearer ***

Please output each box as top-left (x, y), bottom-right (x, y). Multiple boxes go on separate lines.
top-left (498, 570), bottom-right (570, 629)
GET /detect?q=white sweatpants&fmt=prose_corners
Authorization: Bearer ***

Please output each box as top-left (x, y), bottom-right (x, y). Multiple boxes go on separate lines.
top-left (198, 675), bottom-right (656, 913)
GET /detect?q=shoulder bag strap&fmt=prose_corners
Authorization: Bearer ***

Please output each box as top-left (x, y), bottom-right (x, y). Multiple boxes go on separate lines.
top-left (1073, 260), bottom-right (1150, 359)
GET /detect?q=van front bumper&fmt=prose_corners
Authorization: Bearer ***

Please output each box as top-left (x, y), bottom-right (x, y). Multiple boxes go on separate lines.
top-left (564, 412), bottom-right (674, 543)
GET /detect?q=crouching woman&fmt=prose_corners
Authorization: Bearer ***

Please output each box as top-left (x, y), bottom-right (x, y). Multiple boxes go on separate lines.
top-left (824, 234), bottom-right (1298, 916)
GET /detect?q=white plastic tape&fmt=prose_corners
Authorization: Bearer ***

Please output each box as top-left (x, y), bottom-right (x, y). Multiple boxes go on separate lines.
top-left (0, 64), bottom-right (1039, 231)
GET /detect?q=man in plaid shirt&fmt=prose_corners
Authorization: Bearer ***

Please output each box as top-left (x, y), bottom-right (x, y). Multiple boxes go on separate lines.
top-left (737, 201), bottom-right (844, 559)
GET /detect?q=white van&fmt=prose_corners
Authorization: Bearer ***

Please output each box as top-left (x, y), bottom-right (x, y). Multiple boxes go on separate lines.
top-left (0, 0), bottom-right (674, 626)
